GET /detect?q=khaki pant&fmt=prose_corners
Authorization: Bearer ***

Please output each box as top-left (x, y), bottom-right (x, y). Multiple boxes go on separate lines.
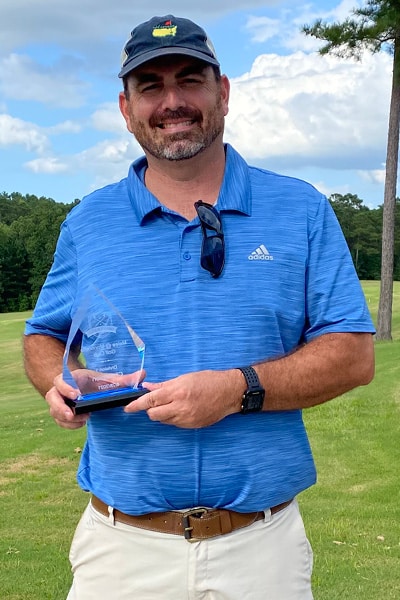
top-left (67, 499), bottom-right (313, 599)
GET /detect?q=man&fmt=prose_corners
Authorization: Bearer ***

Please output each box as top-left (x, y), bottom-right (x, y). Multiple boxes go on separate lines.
top-left (24, 14), bottom-right (375, 600)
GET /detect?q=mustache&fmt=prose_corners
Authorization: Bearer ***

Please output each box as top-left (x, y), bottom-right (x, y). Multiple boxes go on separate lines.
top-left (149, 108), bottom-right (202, 127)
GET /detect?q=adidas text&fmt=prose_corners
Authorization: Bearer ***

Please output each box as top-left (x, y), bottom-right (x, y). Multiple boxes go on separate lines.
top-left (248, 245), bottom-right (274, 261)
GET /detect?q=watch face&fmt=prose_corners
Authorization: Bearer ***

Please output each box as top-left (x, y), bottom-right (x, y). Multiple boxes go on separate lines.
top-left (242, 389), bottom-right (265, 413)
top-left (238, 367), bottom-right (265, 414)
top-left (246, 390), bottom-right (264, 409)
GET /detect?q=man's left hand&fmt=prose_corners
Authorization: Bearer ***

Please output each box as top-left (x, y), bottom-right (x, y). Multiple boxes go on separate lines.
top-left (124, 370), bottom-right (244, 428)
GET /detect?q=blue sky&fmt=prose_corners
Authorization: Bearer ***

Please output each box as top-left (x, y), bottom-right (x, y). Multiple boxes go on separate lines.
top-left (0, 0), bottom-right (393, 207)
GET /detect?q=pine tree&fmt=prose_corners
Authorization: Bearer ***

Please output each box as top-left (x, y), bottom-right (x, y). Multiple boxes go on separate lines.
top-left (303, 0), bottom-right (400, 340)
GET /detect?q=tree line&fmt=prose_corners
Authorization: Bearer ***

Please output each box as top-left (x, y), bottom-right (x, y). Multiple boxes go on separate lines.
top-left (330, 192), bottom-right (400, 281)
top-left (0, 192), bottom-right (78, 312)
top-left (0, 190), bottom-right (399, 313)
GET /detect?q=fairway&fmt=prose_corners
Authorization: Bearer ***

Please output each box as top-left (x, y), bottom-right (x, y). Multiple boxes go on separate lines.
top-left (1, 282), bottom-right (399, 599)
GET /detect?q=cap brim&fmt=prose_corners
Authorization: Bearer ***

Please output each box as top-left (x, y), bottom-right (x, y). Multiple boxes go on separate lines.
top-left (118, 47), bottom-right (220, 78)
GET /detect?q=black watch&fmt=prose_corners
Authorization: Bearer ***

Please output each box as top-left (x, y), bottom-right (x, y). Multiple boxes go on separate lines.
top-left (237, 366), bottom-right (265, 414)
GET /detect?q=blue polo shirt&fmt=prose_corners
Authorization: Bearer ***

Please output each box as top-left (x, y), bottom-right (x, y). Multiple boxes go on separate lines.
top-left (25, 144), bottom-right (375, 514)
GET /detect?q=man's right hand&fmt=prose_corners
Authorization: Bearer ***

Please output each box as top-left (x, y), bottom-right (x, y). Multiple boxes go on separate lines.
top-left (47, 368), bottom-right (146, 429)
top-left (45, 375), bottom-right (89, 429)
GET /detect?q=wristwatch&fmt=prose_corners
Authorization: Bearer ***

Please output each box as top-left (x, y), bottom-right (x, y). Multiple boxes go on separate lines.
top-left (237, 366), bottom-right (265, 414)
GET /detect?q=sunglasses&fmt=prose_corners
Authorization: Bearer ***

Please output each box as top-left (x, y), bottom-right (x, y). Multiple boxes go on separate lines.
top-left (194, 200), bottom-right (225, 278)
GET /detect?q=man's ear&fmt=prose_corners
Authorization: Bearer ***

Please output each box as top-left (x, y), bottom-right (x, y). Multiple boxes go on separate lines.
top-left (119, 91), bottom-right (133, 133)
top-left (220, 74), bottom-right (230, 117)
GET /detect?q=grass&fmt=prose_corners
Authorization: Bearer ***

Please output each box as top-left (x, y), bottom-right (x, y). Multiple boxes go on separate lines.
top-left (301, 281), bottom-right (400, 599)
top-left (0, 313), bottom-right (87, 600)
top-left (1, 283), bottom-right (399, 599)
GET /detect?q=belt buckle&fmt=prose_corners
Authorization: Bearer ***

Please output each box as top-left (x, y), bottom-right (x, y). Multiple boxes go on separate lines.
top-left (182, 507), bottom-right (209, 542)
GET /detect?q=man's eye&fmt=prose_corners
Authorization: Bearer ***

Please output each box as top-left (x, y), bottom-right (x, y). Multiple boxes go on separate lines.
top-left (141, 84), bottom-right (161, 93)
top-left (182, 78), bottom-right (202, 85)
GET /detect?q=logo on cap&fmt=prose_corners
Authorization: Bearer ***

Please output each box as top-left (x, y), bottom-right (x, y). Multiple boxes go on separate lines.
top-left (152, 19), bottom-right (177, 38)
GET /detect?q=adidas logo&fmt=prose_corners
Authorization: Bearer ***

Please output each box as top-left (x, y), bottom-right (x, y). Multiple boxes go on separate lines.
top-left (248, 245), bottom-right (274, 261)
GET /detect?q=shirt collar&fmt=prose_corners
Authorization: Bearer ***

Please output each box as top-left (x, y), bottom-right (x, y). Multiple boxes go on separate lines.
top-left (216, 144), bottom-right (251, 215)
top-left (127, 143), bottom-right (252, 225)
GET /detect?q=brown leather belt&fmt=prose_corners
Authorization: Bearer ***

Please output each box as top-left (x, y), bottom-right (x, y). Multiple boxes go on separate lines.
top-left (91, 495), bottom-right (292, 542)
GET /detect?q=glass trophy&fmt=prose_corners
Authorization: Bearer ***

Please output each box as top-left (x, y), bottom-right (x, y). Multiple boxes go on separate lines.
top-left (63, 287), bottom-right (149, 414)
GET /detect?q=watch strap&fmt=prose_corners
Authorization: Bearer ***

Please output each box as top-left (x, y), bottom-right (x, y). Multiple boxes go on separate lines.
top-left (237, 366), bottom-right (265, 414)
top-left (237, 366), bottom-right (261, 390)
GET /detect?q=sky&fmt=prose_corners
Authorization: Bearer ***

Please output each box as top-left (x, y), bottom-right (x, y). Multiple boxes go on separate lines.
top-left (0, 0), bottom-right (394, 208)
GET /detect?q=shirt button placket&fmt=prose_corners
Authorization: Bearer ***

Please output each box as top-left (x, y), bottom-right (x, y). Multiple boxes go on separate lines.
top-left (180, 227), bottom-right (198, 282)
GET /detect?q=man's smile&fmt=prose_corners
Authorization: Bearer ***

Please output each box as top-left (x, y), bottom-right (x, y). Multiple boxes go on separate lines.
top-left (158, 120), bottom-right (195, 129)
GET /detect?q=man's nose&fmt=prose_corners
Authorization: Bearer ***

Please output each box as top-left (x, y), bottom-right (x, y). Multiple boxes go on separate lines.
top-left (160, 85), bottom-right (186, 110)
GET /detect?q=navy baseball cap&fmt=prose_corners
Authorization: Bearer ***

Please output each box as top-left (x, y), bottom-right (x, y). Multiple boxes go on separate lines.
top-left (118, 15), bottom-right (220, 78)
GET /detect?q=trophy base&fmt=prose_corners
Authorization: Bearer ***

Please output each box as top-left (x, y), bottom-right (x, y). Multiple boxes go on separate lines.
top-left (65, 386), bottom-right (149, 414)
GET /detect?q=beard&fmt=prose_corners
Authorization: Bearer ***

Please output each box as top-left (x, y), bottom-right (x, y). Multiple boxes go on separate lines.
top-left (129, 100), bottom-right (225, 161)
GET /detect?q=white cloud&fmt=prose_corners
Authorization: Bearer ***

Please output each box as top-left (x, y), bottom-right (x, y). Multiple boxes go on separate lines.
top-left (331, 0), bottom-right (362, 21)
top-left (245, 16), bottom-right (281, 43)
top-left (0, 54), bottom-right (89, 108)
top-left (78, 138), bottom-right (139, 166)
top-left (45, 120), bottom-right (82, 135)
top-left (358, 167), bottom-right (386, 185)
top-left (0, 114), bottom-right (49, 153)
top-left (310, 179), bottom-right (351, 199)
top-left (25, 157), bottom-right (69, 174)
top-left (0, 0), bottom-right (279, 51)
top-left (71, 138), bottom-right (143, 193)
top-left (91, 103), bottom-right (127, 134)
top-left (225, 50), bottom-right (391, 170)
top-left (245, 0), bottom-right (364, 53)
top-left (23, 136), bottom-right (139, 184)
top-left (291, 0), bottom-right (360, 26)
top-left (283, 29), bottom-right (322, 53)
top-left (0, 113), bottom-right (82, 152)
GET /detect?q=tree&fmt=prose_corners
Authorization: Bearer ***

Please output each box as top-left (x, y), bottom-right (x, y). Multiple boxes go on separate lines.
top-left (393, 198), bottom-right (400, 278)
top-left (329, 193), bottom-right (382, 279)
top-left (303, 0), bottom-right (400, 340)
top-left (0, 223), bottom-right (31, 311)
top-left (0, 193), bottom-right (77, 312)
top-left (11, 198), bottom-right (74, 306)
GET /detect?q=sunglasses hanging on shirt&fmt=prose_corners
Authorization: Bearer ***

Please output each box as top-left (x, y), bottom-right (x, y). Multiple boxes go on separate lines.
top-left (194, 200), bottom-right (225, 278)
